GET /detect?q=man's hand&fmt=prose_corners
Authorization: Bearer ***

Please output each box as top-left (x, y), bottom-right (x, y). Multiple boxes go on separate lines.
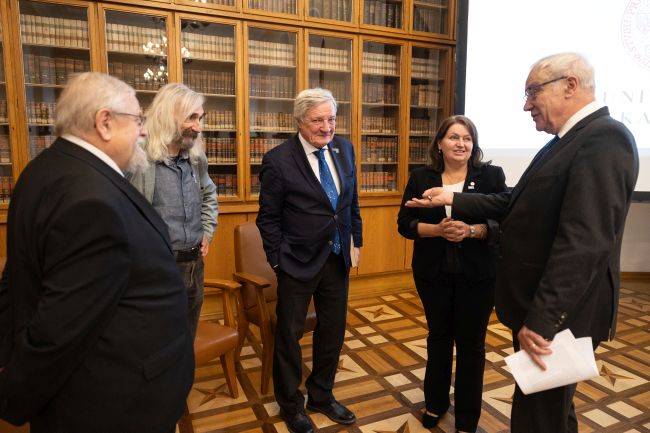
top-left (200, 235), bottom-right (209, 257)
top-left (517, 325), bottom-right (552, 370)
top-left (353, 247), bottom-right (360, 266)
top-left (405, 187), bottom-right (453, 208)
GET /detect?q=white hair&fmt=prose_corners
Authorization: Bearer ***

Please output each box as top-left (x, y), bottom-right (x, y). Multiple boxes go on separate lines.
top-left (144, 83), bottom-right (206, 163)
top-left (55, 72), bottom-right (134, 136)
top-left (531, 52), bottom-right (595, 94)
top-left (293, 88), bottom-right (337, 125)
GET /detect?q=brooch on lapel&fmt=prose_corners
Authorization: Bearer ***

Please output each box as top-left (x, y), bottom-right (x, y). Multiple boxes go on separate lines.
top-left (468, 181), bottom-right (475, 190)
top-left (332, 147), bottom-right (340, 154)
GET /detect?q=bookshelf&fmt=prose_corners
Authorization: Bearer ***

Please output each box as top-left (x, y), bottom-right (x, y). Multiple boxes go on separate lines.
top-left (307, 32), bottom-right (353, 142)
top-left (247, 0), bottom-right (297, 16)
top-left (412, 0), bottom-right (450, 35)
top-left (408, 44), bottom-right (446, 172)
top-left (307, 0), bottom-right (353, 22)
top-left (363, 0), bottom-right (404, 30)
top-left (0, 18), bottom-right (14, 203)
top-left (103, 9), bottom-right (171, 112)
top-left (246, 25), bottom-right (298, 198)
top-left (361, 39), bottom-right (402, 193)
top-left (180, 18), bottom-right (239, 199)
top-left (18, 0), bottom-right (92, 161)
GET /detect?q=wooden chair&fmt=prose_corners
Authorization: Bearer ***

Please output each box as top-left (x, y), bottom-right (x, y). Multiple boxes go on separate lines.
top-left (232, 221), bottom-right (317, 394)
top-left (178, 279), bottom-right (241, 433)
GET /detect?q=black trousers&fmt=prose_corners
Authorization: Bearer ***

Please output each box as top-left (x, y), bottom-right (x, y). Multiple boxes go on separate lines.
top-left (273, 253), bottom-right (349, 414)
top-left (415, 272), bottom-right (495, 433)
top-left (509, 336), bottom-right (600, 433)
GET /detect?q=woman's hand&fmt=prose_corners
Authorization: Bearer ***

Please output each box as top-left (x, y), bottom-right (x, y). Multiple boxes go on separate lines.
top-left (440, 218), bottom-right (469, 242)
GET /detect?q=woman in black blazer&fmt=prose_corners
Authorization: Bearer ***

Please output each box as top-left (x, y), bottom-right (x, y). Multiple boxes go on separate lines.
top-left (398, 116), bottom-right (506, 433)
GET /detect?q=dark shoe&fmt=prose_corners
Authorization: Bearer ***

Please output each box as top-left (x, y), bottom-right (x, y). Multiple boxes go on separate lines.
top-left (306, 399), bottom-right (356, 425)
top-left (280, 411), bottom-right (314, 433)
top-left (421, 411), bottom-right (441, 428)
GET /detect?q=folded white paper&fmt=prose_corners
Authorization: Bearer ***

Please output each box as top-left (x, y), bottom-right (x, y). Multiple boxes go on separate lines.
top-left (504, 329), bottom-right (599, 395)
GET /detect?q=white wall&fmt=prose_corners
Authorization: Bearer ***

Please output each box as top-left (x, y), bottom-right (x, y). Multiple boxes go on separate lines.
top-left (621, 202), bottom-right (650, 272)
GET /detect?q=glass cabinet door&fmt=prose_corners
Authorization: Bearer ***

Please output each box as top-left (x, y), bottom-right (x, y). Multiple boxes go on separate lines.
top-left (361, 40), bottom-right (401, 193)
top-left (181, 19), bottom-right (238, 199)
top-left (408, 45), bottom-right (447, 172)
top-left (307, 34), bottom-right (352, 141)
top-left (363, 0), bottom-right (403, 29)
top-left (412, 0), bottom-right (450, 35)
top-left (104, 9), bottom-right (169, 112)
top-left (247, 0), bottom-right (297, 16)
top-left (0, 18), bottom-right (13, 202)
top-left (247, 26), bottom-right (297, 197)
top-left (19, 0), bottom-right (91, 160)
top-left (307, 0), bottom-right (352, 22)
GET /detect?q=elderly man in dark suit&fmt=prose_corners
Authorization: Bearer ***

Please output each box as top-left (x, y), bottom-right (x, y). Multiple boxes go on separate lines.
top-left (0, 72), bottom-right (194, 433)
top-left (407, 52), bottom-right (638, 433)
top-left (256, 88), bottom-right (363, 433)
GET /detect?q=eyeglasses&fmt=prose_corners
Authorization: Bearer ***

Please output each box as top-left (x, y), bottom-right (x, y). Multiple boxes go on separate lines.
top-left (307, 117), bottom-right (336, 127)
top-left (524, 76), bottom-right (568, 100)
top-left (113, 112), bottom-right (146, 127)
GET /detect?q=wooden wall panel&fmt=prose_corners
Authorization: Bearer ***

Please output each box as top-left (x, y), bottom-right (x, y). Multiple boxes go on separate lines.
top-left (357, 205), bottom-right (405, 275)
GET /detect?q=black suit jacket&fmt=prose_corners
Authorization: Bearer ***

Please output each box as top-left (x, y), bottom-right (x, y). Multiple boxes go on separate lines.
top-left (397, 164), bottom-right (507, 281)
top-left (256, 135), bottom-right (363, 281)
top-left (0, 138), bottom-right (194, 432)
top-left (453, 107), bottom-right (639, 341)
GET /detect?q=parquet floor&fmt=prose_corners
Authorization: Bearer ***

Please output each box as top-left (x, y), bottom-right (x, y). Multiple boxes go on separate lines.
top-left (183, 279), bottom-right (650, 433)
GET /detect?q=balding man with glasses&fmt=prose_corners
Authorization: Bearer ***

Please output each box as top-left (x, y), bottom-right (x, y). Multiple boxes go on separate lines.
top-left (406, 52), bottom-right (638, 433)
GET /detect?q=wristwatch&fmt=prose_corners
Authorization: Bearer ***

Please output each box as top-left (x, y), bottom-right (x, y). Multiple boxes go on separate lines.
top-left (469, 225), bottom-right (475, 238)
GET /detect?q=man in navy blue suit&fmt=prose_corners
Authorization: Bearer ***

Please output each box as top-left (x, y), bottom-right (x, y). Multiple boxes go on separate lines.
top-left (257, 88), bottom-right (363, 433)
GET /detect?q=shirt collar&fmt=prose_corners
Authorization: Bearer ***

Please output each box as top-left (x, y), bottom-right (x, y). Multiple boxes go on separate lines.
top-left (557, 100), bottom-right (601, 138)
top-left (298, 133), bottom-right (328, 155)
top-left (62, 134), bottom-right (124, 176)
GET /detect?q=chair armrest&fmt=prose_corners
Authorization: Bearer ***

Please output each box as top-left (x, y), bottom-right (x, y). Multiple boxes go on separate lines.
top-left (203, 279), bottom-right (241, 328)
top-left (204, 278), bottom-right (241, 294)
top-left (233, 271), bottom-right (272, 289)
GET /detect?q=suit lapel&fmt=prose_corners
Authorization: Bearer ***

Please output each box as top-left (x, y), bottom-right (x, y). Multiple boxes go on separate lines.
top-left (51, 139), bottom-right (173, 252)
top-left (328, 139), bottom-right (347, 210)
top-left (289, 136), bottom-right (332, 206)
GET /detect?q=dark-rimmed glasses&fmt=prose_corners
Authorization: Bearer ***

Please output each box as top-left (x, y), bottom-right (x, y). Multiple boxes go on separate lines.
top-left (524, 76), bottom-right (568, 100)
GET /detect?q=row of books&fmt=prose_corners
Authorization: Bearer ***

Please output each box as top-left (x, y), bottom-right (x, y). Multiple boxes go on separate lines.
top-left (308, 46), bottom-right (350, 71)
top-left (250, 137), bottom-right (284, 163)
top-left (362, 115), bottom-right (398, 134)
top-left (20, 14), bottom-right (89, 49)
top-left (249, 74), bottom-right (295, 98)
top-left (410, 84), bottom-right (441, 106)
top-left (108, 62), bottom-right (166, 91)
top-left (413, 8), bottom-right (446, 34)
top-left (308, 78), bottom-right (350, 102)
top-left (363, 52), bottom-right (399, 75)
top-left (250, 112), bottom-right (294, 131)
top-left (0, 135), bottom-right (11, 163)
top-left (181, 32), bottom-right (235, 62)
top-left (363, 82), bottom-right (398, 104)
top-left (29, 134), bottom-right (55, 158)
top-left (248, 0), bottom-right (297, 14)
top-left (359, 171), bottom-right (398, 192)
top-left (27, 102), bottom-right (56, 125)
top-left (24, 54), bottom-right (89, 86)
top-left (409, 137), bottom-right (431, 163)
top-left (248, 40), bottom-right (295, 67)
top-left (412, 57), bottom-right (441, 79)
top-left (0, 100), bottom-right (8, 123)
top-left (363, 0), bottom-right (403, 28)
top-left (250, 175), bottom-right (261, 194)
top-left (309, 0), bottom-right (352, 21)
top-left (105, 23), bottom-right (166, 55)
top-left (0, 176), bottom-right (14, 203)
top-left (415, 0), bottom-right (448, 6)
top-left (410, 117), bottom-right (436, 134)
top-left (184, 69), bottom-right (235, 95)
top-left (205, 137), bottom-right (236, 163)
top-left (361, 137), bottom-right (398, 162)
top-left (203, 110), bottom-right (235, 130)
top-left (210, 173), bottom-right (238, 197)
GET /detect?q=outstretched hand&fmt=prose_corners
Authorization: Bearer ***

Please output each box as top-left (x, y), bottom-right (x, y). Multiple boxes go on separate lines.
top-left (405, 187), bottom-right (453, 208)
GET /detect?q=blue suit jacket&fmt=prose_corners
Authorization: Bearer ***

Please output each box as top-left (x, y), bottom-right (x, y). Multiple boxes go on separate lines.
top-left (256, 135), bottom-right (363, 281)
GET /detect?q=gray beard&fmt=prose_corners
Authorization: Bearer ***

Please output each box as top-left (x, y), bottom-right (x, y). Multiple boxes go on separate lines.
top-left (125, 138), bottom-right (149, 174)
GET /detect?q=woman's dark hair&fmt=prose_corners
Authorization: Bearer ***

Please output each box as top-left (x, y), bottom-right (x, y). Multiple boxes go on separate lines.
top-left (428, 115), bottom-right (486, 172)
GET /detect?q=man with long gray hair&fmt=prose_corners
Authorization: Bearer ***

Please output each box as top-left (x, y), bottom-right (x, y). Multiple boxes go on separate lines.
top-left (257, 88), bottom-right (363, 433)
top-left (129, 83), bottom-right (218, 339)
top-left (0, 72), bottom-right (194, 432)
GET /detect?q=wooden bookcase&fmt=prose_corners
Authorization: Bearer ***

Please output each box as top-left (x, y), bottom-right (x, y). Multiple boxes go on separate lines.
top-left (0, 0), bottom-right (456, 295)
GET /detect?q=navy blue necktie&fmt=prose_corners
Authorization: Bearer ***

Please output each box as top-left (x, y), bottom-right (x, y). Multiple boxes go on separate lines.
top-left (315, 148), bottom-right (340, 255)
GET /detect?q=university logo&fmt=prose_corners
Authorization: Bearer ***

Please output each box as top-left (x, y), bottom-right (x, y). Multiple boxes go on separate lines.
top-left (622, 0), bottom-right (650, 70)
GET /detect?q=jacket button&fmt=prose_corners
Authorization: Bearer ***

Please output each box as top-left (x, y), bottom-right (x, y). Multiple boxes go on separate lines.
top-left (328, 241), bottom-right (333, 246)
